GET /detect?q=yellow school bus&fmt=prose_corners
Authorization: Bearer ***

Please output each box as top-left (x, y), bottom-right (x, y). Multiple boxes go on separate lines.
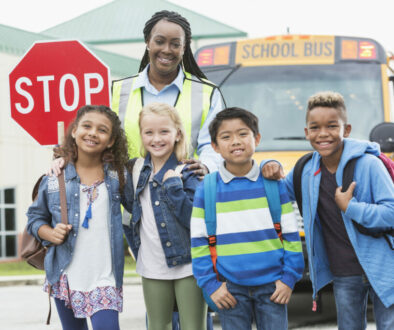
top-left (196, 35), bottom-right (393, 170)
top-left (195, 35), bottom-right (394, 281)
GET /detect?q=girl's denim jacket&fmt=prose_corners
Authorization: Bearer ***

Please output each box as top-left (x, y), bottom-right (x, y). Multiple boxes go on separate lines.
top-left (123, 152), bottom-right (200, 268)
top-left (26, 163), bottom-right (133, 288)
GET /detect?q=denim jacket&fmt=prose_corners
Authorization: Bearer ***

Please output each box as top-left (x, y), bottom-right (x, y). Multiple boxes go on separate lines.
top-left (123, 152), bottom-right (200, 268)
top-left (26, 163), bottom-right (133, 288)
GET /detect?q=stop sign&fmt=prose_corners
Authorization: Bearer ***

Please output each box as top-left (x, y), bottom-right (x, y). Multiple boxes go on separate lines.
top-left (9, 40), bottom-right (111, 145)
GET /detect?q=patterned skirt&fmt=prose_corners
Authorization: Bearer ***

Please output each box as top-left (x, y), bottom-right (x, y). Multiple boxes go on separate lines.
top-left (44, 274), bottom-right (123, 318)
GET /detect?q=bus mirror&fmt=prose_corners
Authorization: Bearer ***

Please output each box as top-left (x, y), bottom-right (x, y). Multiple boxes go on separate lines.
top-left (389, 76), bottom-right (394, 95)
top-left (369, 122), bottom-right (394, 152)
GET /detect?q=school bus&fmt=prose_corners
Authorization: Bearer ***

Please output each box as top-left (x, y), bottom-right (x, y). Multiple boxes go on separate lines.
top-left (195, 35), bottom-right (394, 281)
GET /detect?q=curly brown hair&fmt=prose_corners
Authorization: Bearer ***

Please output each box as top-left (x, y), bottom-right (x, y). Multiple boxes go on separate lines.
top-left (54, 105), bottom-right (130, 192)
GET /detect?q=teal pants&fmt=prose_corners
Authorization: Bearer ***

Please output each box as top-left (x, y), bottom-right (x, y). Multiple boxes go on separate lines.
top-left (142, 276), bottom-right (207, 330)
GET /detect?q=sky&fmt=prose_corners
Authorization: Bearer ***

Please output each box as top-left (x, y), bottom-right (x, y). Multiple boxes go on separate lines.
top-left (0, 0), bottom-right (393, 52)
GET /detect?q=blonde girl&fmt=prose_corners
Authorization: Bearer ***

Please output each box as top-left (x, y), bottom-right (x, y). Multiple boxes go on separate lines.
top-left (124, 102), bottom-right (207, 330)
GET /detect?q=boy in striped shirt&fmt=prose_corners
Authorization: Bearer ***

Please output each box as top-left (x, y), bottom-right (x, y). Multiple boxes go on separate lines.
top-left (191, 108), bottom-right (304, 329)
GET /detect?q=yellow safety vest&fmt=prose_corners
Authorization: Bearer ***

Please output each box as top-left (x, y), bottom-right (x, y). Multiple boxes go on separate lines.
top-left (112, 71), bottom-right (215, 158)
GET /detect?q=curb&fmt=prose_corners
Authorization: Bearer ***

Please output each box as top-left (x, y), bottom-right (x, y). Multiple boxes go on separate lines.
top-left (0, 273), bottom-right (142, 287)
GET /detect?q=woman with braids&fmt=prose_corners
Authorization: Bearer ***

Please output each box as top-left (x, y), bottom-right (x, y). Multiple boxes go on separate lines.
top-left (27, 105), bottom-right (134, 330)
top-left (111, 10), bottom-right (223, 330)
top-left (112, 10), bottom-right (223, 174)
top-left (112, 10), bottom-right (223, 330)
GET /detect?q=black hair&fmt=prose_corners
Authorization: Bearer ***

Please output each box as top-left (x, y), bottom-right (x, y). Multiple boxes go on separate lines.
top-left (139, 10), bottom-right (207, 80)
top-left (306, 91), bottom-right (347, 123)
top-left (209, 107), bottom-right (259, 144)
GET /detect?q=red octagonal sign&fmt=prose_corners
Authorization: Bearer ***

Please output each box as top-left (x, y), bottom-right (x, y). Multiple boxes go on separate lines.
top-left (9, 40), bottom-right (111, 145)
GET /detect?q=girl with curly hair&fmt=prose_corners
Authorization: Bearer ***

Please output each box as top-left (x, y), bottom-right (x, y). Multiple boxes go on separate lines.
top-left (27, 105), bottom-right (133, 330)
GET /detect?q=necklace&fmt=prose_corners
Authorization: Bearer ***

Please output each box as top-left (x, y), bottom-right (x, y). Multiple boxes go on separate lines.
top-left (81, 180), bottom-right (104, 229)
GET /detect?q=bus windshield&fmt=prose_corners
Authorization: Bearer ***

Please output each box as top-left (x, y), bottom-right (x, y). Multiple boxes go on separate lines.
top-left (205, 63), bottom-right (384, 151)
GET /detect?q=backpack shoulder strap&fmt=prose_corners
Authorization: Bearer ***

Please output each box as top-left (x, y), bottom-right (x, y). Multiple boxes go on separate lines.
top-left (204, 172), bottom-right (218, 236)
top-left (293, 152), bottom-right (313, 217)
top-left (342, 156), bottom-right (394, 240)
top-left (377, 153), bottom-right (394, 182)
top-left (175, 164), bottom-right (186, 175)
top-left (203, 172), bottom-right (219, 276)
top-left (263, 177), bottom-right (283, 241)
top-left (132, 158), bottom-right (145, 192)
top-left (58, 172), bottom-right (68, 225)
top-left (263, 178), bottom-right (281, 224)
top-left (342, 157), bottom-right (358, 192)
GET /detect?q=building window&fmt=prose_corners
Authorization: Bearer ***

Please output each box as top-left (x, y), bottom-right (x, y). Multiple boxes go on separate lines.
top-left (0, 188), bottom-right (17, 259)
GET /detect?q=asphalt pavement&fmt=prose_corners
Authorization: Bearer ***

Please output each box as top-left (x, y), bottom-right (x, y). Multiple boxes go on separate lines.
top-left (0, 275), bottom-right (377, 330)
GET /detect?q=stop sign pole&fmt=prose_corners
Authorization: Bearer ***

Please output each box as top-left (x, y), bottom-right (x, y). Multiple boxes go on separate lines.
top-left (9, 40), bottom-right (111, 145)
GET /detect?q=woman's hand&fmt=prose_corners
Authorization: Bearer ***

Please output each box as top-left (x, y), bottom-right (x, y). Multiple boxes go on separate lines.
top-left (46, 158), bottom-right (65, 177)
top-left (182, 158), bottom-right (208, 179)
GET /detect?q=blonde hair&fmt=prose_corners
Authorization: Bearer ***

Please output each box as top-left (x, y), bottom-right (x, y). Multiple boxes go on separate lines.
top-left (139, 102), bottom-right (189, 161)
top-left (306, 91), bottom-right (347, 123)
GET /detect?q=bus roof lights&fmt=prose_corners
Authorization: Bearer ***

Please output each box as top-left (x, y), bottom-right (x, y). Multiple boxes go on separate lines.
top-left (197, 45), bottom-right (230, 67)
top-left (197, 48), bottom-right (214, 66)
top-left (213, 45), bottom-right (230, 66)
top-left (341, 40), bottom-right (358, 59)
top-left (341, 40), bottom-right (377, 60)
top-left (359, 41), bottom-right (376, 59)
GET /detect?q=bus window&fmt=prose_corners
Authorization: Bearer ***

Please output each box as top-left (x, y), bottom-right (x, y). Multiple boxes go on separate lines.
top-left (207, 63), bottom-right (383, 152)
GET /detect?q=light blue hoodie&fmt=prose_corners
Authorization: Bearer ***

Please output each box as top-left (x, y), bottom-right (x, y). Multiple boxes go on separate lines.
top-left (284, 138), bottom-right (394, 308)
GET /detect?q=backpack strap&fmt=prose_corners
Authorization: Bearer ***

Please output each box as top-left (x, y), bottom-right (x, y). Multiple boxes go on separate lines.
top-left (122, 158), bottom-right (139, 226)
top-left (293, 152), bottom-right (313, 217)
top-left (343, 157), bottom-right (394, 240)
top-left (341, 157), bottom-right (357, 192)
top-left (58, 171), bottom-right (68, 225)
top-left (203, 172), bottom-right (219, 276)
top-left (174, 164), bottom-right (186, 175)
top-left (263, 177), bottom-right (282, 241)
top-left (132, 158), bottom-right (145, 192)
top-left (377, 153), bottom-right (394, 182)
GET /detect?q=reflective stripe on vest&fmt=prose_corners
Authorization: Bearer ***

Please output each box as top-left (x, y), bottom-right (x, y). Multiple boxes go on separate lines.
top-left (112, 72), bottom-right (214, 159)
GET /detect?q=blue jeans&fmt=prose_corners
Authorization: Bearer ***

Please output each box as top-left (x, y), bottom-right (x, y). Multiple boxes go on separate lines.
top-left (333, 275), bottom-right (394, 330)
top-left (217, 280), bottom-right (287, 330)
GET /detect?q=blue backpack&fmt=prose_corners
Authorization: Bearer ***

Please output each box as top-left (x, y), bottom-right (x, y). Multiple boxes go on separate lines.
top-left (202, 171), bottom-right (282, 311)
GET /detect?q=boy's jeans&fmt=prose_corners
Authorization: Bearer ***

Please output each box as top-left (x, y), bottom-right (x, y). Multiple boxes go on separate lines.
top-left (333, 275), bottom-right (394, 330)
top-left (217, 280), bottom-right (287, 330)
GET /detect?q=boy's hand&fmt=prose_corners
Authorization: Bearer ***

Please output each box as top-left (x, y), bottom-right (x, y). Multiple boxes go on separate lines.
top-left (182, 158), bottom-right (208, 180)
top-left (46, 158), bottom-right (65, 177)
top-left (210, 282), bottom-right (237, 310)
top-left (163, 169), bottom-right (182, 182)
top-left (261, 162), bottom-right (285, 180)
top-left (335, 182), bottom-right (356, 212)
top-left (270, 280), bottom-right (292, 304)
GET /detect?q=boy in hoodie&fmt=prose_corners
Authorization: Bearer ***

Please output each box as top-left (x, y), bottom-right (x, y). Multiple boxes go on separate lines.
top-left (262, 91), bottom-right (394, 330)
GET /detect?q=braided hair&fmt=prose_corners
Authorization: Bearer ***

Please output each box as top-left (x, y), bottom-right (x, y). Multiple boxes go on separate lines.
top-left (139, 10), bottom-right (207, 80)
